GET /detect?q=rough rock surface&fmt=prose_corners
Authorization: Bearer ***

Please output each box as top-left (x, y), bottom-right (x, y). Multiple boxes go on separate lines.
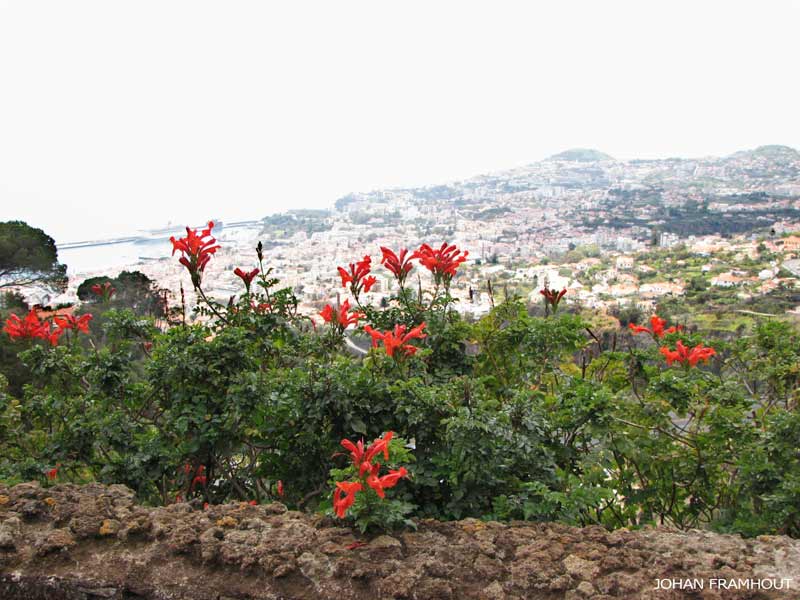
top-left (0, 482), bottom-right (798, 599)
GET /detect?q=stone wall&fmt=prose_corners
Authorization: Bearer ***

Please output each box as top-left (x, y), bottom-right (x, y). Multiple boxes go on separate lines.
top-left (1, 482), bottom-right (798, 599)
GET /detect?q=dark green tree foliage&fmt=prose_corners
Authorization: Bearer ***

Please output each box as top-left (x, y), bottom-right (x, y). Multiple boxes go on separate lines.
top-left (0, 221), bottom-right (67, 292)
top-left (1, 291), bottom-right (29, 312)
top-left (0, 335), bottom-right (31, 398)
top-left (77, 271), bottom-right (167, 317)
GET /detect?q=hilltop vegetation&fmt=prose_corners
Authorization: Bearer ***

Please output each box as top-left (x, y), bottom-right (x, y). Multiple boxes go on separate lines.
top-left (259, 210), bottom-right (332, 240)
top-left (548, 148), bottom-right (615, 162)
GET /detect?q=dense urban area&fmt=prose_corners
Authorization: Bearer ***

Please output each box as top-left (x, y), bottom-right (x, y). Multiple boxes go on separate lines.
top-left (37, 144), bottom-right (800, 331)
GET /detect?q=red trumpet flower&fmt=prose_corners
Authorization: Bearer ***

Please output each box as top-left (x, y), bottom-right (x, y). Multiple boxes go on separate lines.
top-left (366, 465), bottom-right (408, 499)
top-left (47, 328), bottom-right (65, 347)
top-left (340, 437), bottom-right (367, 473)
top-left (41, 313), bottom-right (93, 346)
top-left (53, 313), bottom-right (93, 335)
top-left (333, 481), bottom-right (363, 518)
top-left (629, 315), bottom-right (683, 339)
top-left (3, 309), bottom-right (50, 341)
top-left (277, 480), bottom-right (284, 497)
top-left (540, 286), bottom-right (567, 313)
top-left (413, 242), bottom-right (468, 285)
top-left (363, 323), bottom-right (427, 358)
top-left (340, 431), bottom-right (394, 477)
top-left (91, 282), bottom-right (116, 301)
top-left (337, 255), bottom-right (376, 298)
top-left (190, 465), bottom-right (207, 490)
top-left (659, 340), bottom-right (716, 367)
top-left (234, 267), bottom-right (260, 291)
top-left (380, 246), bottom-right (415, 287)
top-left (45, 465), bottom-right (59, 481)
top-left (320, 299), bottom-right (364, 331)
top-left (363, 276), bottom-right (377, 292)
top-left (170, 221), bottom-right (220, 287)
top-left (332, 431), bottom-right (407, 520)
top-left (252, 302), bottom-right (271, 314)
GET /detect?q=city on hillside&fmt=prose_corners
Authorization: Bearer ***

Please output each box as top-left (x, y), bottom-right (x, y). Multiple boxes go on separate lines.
top-left (13, 145), bottom-right (800, 330)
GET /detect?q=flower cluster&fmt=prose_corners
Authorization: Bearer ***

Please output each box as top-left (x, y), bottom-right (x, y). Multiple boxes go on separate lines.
top-left (320, 299), bottom-right (364, 332)
top-left (170, 221), bottom-right (220, 287)
top-left (91, 282), bottom-right (116, 301)
top-left (363, 323), bottom-right (427, 358)
top-left (331, 247), bottom-right (438, 360)
top-left (540, 286), bottom-right (567, 313)
top-left (412, 242), bottom-right (468, 286)
top-left (337, 255), bottom-right (376, 299)
top-left (337, 241), bottom-right (469, 297)
top-left (333, 432), bottom-right (408, 518)
top-left (329, 242), bottom-right (465, 364)
top-left (50, 313), bottom-right (93, 346)
top-left (380, 247), bottom-right (415, 287)
top-left (629, 315), bottom-right (683, 339)
top-left (3, 309), bottom-right (50, 341)
top-left (189, 464), bottom-right (207, 491)
top-left (3, 309), bottom-right (92, 347)
top-left (54, 314), bottom-right (93, 335)
top-left (660, 340), bottom-right (716, 367)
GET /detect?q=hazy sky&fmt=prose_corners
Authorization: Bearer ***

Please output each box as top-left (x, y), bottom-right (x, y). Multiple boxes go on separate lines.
top-left (1, 1), bottom-right (798, 243)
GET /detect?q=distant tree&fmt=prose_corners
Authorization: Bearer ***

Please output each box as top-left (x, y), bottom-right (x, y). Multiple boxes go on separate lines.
top-left (612, 305), bottom-right (643, 327)
top-left (689, 276), bottom-right (708, 292)
top-left (0, 221), bottom-right (67, 292)
top-left (1, 291), bottom-right (28, 312)
top-left (0, 291), bottom-right (32, 398)
top-left (78, 271), bottom-right (167, 317)
top-left (0, 337), bottom-right (30, 398)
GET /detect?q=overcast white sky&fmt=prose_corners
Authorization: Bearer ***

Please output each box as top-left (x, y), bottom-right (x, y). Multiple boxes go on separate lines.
top-left (1, 1), bottom-right (798, 243)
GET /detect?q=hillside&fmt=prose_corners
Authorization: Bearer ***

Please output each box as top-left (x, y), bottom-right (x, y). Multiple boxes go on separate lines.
top-left (327, 144), bottom-right (800, 251)
top-left (729, 145), bottom-right (800, 163)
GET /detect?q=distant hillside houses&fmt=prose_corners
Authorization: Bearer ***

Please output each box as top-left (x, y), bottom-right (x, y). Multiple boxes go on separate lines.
top-left (615, 256), bottom-right (634, 270)
top-left (711, 272), bottom-right (747, 287)
top-left (639, 281), bottom-right (685, 297)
